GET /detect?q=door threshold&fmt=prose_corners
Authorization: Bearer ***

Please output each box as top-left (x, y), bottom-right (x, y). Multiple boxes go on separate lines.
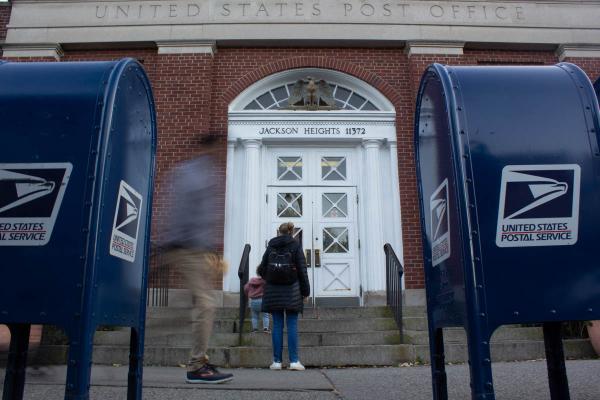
top-left (306, 297), bottom-right (360, 308)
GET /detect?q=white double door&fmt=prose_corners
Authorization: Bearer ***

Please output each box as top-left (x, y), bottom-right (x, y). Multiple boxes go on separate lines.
top-left (268, 186), bottom-right (359, 299)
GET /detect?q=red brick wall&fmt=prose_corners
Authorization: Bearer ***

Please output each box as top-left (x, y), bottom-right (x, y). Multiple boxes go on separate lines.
top-left (211, 48), bottom-right (416, 289)
top-left (563, 58), bottom-right (600, 82)
top-left (63, 47), bottom-right (567, 290)
top-left (5, 44), bottom-right (599, 291)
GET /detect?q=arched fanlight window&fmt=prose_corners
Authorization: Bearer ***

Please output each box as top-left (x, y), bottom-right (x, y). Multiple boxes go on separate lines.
top-left (244, 81), bottom-right (380, 111)
top-left (230, 68), bottom-right (393, 113)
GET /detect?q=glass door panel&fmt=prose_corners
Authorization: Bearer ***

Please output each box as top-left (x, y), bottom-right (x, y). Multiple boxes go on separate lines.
top-left (313, 187), bottom-right (358, 298)
top-left (268, 187), bottom-right (315, 301)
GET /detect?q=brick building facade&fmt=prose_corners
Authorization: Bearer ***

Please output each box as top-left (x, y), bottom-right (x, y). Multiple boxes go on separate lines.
top-left (1, 0), bottom-right (599, 306)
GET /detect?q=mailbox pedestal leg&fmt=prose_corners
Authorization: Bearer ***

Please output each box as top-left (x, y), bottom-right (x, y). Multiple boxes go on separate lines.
top-left (127, 327), bottom-right (144, 400)
top-left (543, 322), bottom-right (570, 400)
top-left (466, 333), bottom-right (495, 400)
top-left (430, 327), bottom-right (448, 400)
top-left (2, 324), bottom-right (31, 400)
top-left (65, 331), bottom-right (94, 400)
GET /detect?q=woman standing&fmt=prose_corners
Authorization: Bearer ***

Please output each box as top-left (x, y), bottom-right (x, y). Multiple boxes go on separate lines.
top-left (258, 222), bottom-right (310, 371)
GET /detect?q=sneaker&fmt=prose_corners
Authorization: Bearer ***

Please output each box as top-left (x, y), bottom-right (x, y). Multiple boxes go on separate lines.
top-left (289, 361), bottom-right (305, 371)
top-left (263, 328), bottom-right (271, 333)
top-left (186, 364), bottom-right (233, 384)
top-left (251, 329), bottom-right (258, 333)
top-left (269, 362), bottom-right (282, 370)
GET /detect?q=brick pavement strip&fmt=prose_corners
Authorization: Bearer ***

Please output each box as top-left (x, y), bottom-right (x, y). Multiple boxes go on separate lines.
top-left (1, 360), bottom-right (599, 399)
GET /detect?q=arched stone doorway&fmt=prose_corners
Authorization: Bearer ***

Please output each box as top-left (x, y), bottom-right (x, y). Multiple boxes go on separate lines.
top-left (223, 68), bottom-right (402, 306)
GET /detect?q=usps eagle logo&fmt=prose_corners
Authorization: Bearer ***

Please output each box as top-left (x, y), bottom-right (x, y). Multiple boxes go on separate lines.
top-left (0, 170), bottom-right (56, 214)
top-left (0, 163), bottom-right (72, 246)
top-left (496, 165), bottom-right (580, 247)
top-left (110, 180), bottom-right (143, 262)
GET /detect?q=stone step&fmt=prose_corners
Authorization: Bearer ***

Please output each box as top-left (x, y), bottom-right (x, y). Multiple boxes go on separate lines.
top-left (145, 317), bottom-right (399, 333)
top-left (413, 339), bottom-right (595, 364)
top-left (404, 326), bottom-right (543, 345)
top-left (34, 344), bottom-right (414, 367)
top-left (33, 339), bottom-right (594, 367)
top-left (94, 330), bottom-right (402, 347)
top-left (398, 306), bottom-right (427, 317)
top-left (146, 306), bottom-right (395, 321)
top-left (400, 316), bottom-right (427, 331)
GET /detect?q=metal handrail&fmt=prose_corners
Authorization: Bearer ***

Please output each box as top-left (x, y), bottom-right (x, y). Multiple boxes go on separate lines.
top-left (384, 243), bottom-right (404, 342)
top-left (147, 243), bottom-right (169, 307)
top-left (237, 244), bottom-right (251, 346)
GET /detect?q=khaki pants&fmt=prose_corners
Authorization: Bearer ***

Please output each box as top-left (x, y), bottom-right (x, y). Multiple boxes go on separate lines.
top-left (166, 249), bottom-right (218, 371)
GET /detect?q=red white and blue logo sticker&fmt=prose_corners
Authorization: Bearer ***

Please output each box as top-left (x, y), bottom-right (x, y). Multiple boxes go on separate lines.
top-left (110, 180), bottom-right (143, 262)
top-left (430, 178), bottom-right (450, 266)
top-left (0, 163), bottom-right (72, 246)
top-left (496, 164), bottom-right (580, 247)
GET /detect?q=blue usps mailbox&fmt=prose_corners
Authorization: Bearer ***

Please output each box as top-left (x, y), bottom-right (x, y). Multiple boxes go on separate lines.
top-left (414, 63), bottom-right (600, 400)
top-left (0, 59), bottom-right (156, 400)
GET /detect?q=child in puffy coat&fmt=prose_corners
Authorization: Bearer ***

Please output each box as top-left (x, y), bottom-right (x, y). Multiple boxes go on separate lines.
top-left (244, 269), bottom-right (270, 333)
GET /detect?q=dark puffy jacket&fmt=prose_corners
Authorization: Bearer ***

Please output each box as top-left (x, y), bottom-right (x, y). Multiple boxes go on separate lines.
top-left (258, 235), bottom-right (310, 313)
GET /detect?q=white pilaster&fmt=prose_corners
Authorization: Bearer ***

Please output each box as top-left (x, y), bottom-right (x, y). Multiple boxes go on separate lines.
top-left (363, 139), bottom-right (386, 292)
top-left (388, 142), bottom-right (405, 288)
top-left (223, 140), bottom-right (237, 292)
top-left (243, 139), bottom-right (263, 273)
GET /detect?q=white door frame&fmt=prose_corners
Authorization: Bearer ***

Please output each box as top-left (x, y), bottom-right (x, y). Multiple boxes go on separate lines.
top-left (223, 69), bottom-right (402, 303)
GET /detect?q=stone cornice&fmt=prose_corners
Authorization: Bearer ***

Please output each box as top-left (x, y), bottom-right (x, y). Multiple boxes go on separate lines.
top-left (4, 1), bottom-right (600, 49)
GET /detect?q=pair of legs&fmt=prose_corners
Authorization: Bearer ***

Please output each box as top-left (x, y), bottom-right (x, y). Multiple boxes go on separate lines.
top-left (249, 298), bottom-right (270, 331)
top-left (172, 249), bottom-right (217, 370)
top-left (271, 310), bottom-right (299, 363)
top-left (167, 249), bottom-right (232, 383)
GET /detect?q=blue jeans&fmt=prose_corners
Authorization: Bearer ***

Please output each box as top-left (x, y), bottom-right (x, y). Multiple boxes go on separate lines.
top-left (249, 298), bottom-right (270, 330)
top-left (271, 310), bottom-right (299, 363)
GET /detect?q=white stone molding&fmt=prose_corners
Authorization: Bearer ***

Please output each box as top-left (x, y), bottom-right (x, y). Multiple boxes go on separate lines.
top-left (557, 44), bottom-right (600, 61)
top-left (1, 43), bottom-right (64, 60)
top-left (362, 138), bottom-right (386, 293)
top-left (156, 40), bottom-right (216, 55)
top-left (242, 139), bottom-right (264, 273)
top-left (405, 41), bottom-right (465, 56)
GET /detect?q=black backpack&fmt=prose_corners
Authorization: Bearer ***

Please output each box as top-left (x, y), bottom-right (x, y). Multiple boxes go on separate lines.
top-left (265, 247), bottom-right (298, 285)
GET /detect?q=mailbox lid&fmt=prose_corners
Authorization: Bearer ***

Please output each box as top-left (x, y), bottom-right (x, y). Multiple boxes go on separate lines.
top-left (415, 65), bottom-right (469, 328)
top-left (450, 64), bottom-right (600, 327)
top-left (90, 59), bottom-right (156, 326)
top-left (0, 61), bottom-right (118, 324)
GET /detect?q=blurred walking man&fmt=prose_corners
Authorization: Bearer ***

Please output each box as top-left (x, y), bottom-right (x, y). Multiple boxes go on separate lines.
top-left (163, 135), bottom-right (233, 384)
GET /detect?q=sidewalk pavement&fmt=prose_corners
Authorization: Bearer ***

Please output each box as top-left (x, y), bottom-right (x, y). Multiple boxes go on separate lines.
top-left (1, 359), bottom-right (599, 399)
